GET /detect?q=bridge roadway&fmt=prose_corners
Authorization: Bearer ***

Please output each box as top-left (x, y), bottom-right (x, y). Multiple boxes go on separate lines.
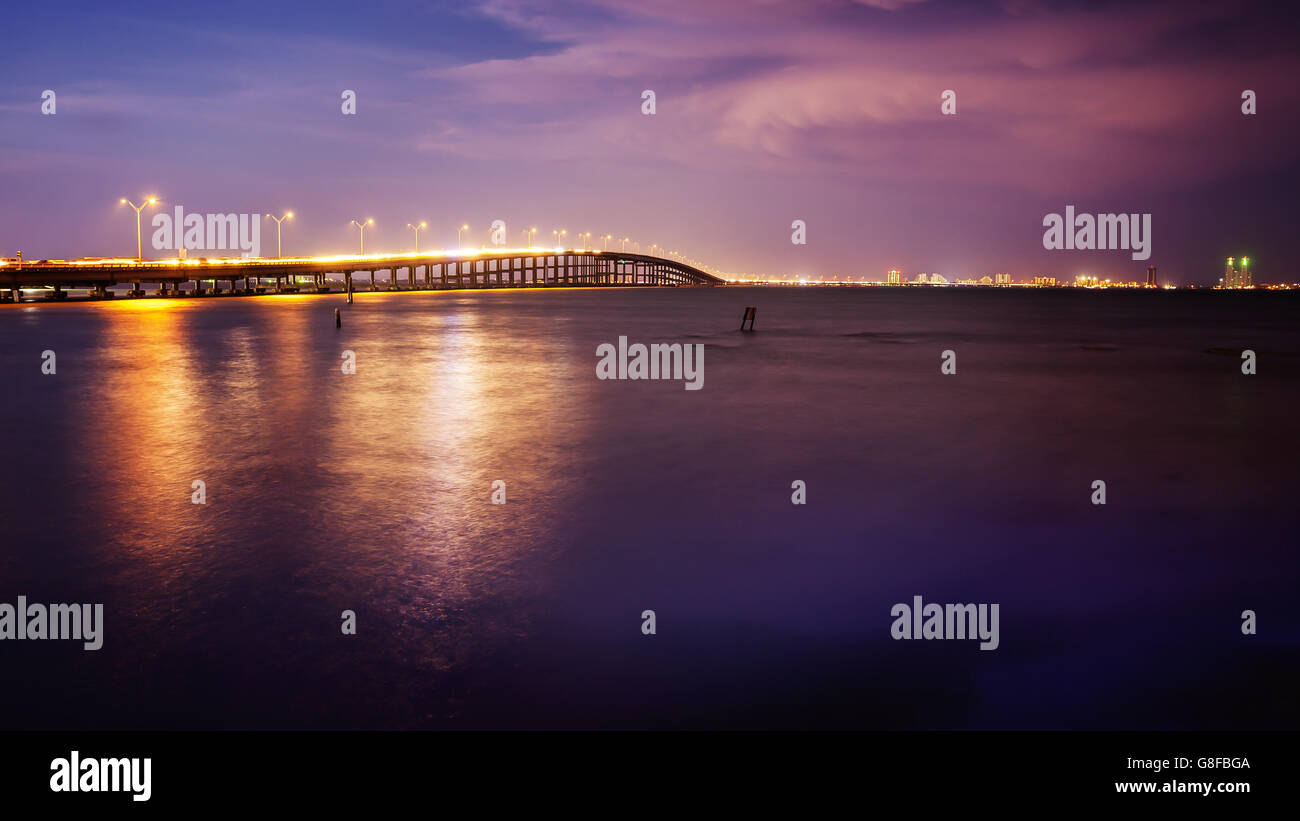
top-left (0, 249), bottom-right (724, 300)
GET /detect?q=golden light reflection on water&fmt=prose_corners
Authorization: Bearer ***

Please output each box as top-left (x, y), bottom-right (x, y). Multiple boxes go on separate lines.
top-left (50, 290), bottom-right (601, 685)
top-left (78, 301), bottom-right (209, 581)
top-left (316, 295), bottom-right (589, 670)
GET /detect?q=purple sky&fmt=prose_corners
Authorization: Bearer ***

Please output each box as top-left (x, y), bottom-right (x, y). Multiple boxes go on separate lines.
top-left (1, 0), bottom-right (1297, 284)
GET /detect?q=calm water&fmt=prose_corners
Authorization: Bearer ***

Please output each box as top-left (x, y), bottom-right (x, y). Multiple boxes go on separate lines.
top-left (1, 286), bottom-right (1297, 730)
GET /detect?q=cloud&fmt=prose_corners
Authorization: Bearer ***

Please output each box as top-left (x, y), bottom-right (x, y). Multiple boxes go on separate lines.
top-left (415, 0), bottom-right (1299, 195)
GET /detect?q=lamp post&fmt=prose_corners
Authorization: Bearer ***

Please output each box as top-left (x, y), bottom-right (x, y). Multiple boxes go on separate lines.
top-left (408, 222), bottom-right (427, 253)
top-left (553, 229), bottom-right (566, 249)
top-left (120, 196), bottom-right (159, 259)
top-left (266, 211), bottom-right (293, 258)
top-left (458, 224), bottom-right (469, 250)
top-left (350, 219), bottom-right (373, 254)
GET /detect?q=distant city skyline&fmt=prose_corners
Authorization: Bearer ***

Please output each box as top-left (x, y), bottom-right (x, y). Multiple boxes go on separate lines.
top-left (2, 0), bottom-right (1296, 285)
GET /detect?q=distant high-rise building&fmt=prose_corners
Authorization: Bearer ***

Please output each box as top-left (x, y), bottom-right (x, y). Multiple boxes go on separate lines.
top-left (995, 273), bottom-right (1011, 285)
top-left (1146, 266), bottom-right (1157, 287)
top-left (886, 269), bottom-right (902, 285)
top-left (1223, 257), bottom-right (1253, 288)
top-left (914, 272), bottom-right (928, 284)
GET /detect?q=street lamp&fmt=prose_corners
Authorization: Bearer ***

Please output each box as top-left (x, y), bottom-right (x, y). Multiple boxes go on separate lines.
top-left (408, 221), bottom-right (427, 253)
top-left (553, 229), bottom-right (566, 249)
top-left (603, 234), bottom-right (612, 251)
top-left (350, 219), bottom-right (374, 254)
top-left (120, 196), bottom-right (159, 259)
top-left (458, 224), bottom-right (469, 250)
top-left (265, 211), bottom-right (293, 258)
top-left (621, 237), bottom-right (629, 251)
top-left (529, 227), bottom-right (537, 248)
top-left (582, 232), bottom-right (592, 250)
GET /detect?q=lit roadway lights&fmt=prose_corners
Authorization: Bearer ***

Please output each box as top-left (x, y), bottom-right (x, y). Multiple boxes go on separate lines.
top-left (265, 211), bottom-right (293, 258)
top-left (350, 219), bottom-right (374, 254)
top-left (11, 247), bottom-right (603, 268)
top-left (407, 222), bottom-right (427, 253)
top-left (119, 196), bottom-right (159, 259)
top-left (3, 247), bottom-right (707, 269)
top-left (458, 224), bottom-right (469, 250)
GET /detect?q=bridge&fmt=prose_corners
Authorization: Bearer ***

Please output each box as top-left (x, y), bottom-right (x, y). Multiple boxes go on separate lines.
top-left (0, 248), bottom-right (725, 301)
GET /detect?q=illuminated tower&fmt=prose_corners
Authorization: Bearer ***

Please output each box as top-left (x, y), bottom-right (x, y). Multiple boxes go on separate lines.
top-left (1146, 266), bottom-right (1157, 287)
top-left (1223, 257), bottom-right (1252, 288)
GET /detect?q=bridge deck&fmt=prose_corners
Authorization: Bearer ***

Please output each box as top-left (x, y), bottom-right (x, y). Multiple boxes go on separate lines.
top-left (0, 249), bottom-right (723, 299)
